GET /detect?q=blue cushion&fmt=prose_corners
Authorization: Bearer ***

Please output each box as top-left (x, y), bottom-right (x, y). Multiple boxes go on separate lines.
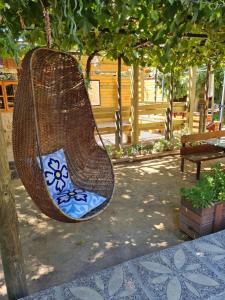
top-left (37, 149), bottom-right (107, 219)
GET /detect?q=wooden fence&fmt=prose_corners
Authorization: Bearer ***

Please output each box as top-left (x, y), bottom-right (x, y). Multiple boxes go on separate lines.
top-left (93, 102), bottom-right (187, 145)
top-left (0, 80), bottom-right (188, 145)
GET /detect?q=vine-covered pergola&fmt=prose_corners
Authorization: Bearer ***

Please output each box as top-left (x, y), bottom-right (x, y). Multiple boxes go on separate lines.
top-left (1, 1), bottom-right (225, 299)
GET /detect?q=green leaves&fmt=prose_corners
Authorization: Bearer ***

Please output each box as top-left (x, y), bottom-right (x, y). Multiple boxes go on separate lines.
top-left (181, 164), bottom-right (225, 208)
top-left (151, 10), bottom-right (159, 22)
top-left (1, 0), bottom-right (225, 73)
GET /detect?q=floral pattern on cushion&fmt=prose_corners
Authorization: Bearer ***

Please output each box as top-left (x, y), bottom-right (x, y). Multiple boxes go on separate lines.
top-left (55, 184), bottom-right (106, 219)
top-left (37, 149), bottom-right (107, 219)
top-left (56, 188), bottom-right (88, 205)
top-left (37, 148), bottom-right (73, 194)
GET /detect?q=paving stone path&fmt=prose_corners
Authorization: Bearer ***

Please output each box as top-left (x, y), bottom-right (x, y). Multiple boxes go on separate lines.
top-left (21, 230), bottom-right (225, 300)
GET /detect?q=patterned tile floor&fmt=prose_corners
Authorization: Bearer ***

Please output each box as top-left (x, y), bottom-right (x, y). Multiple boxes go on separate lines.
top-left (21, 230), bottom-right (225, 300)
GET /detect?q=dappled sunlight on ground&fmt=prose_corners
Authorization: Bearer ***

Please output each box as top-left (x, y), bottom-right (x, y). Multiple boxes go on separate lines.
top-left (1, 155), bottom-right (225, 299)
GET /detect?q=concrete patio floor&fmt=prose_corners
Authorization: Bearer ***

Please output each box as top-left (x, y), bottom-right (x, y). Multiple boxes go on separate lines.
top-left (0, 155), bottom-right (223, 299)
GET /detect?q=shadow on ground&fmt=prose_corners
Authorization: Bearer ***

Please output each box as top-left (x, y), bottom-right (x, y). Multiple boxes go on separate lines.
top-left (0, 155), bottom-right (223, 298)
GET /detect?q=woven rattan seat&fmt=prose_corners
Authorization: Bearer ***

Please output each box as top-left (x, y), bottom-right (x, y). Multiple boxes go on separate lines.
top-left (13, 48), bottom-right (114, 222)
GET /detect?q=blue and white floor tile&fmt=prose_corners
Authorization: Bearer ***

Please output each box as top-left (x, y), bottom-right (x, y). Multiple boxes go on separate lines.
top-left (20, 230), bottom-right (225, 300)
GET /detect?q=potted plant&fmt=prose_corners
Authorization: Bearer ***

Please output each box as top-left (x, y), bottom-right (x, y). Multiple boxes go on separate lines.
top-left (180, 163), bottom-right (225, 239)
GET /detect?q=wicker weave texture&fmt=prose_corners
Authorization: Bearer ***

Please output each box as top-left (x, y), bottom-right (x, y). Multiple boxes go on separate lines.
top-left (12, 48), bottom-right (114, 222)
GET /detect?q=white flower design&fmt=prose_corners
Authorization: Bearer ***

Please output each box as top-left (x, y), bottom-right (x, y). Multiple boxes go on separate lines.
top-left (93, 267), bottom-right (136, 298)
top-left (194, 240), bottom-right (225, 262)
top-left (140, 248), bottom-right (219, 300)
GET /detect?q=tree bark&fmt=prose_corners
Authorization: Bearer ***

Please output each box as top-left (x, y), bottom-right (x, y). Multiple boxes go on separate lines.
top-left (0, 112), bottom-right (27, 300)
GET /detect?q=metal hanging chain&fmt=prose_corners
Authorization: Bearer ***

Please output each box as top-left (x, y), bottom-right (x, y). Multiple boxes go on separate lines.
top-left (40, 1), bottom-right (52, 48)
top-left (29, 49), bottom-right (45, 173)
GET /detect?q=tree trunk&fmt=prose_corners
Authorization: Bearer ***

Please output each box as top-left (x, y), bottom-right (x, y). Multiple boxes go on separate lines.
top-left (0, 113), bottom-right (27, 300)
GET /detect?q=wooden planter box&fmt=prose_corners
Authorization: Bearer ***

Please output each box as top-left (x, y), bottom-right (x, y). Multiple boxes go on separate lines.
top-left (179, 197), bottom-right (225, 239)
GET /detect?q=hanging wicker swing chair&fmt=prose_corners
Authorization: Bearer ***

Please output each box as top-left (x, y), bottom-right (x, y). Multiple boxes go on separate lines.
top-left (13, 48), bottom-right (114, 222)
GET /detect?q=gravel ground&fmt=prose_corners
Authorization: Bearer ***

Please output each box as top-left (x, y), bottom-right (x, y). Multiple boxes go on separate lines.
top-left (1, 155), bottom-right (223, 299)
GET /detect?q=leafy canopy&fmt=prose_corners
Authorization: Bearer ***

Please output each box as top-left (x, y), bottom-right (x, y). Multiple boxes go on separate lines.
top-left (1, 0), bottom-right (225, 73)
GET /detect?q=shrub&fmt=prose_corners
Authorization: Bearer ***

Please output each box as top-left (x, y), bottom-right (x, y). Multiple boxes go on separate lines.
top-left (181, 164), bottom-right (225, 208)
top-left (105, 143), bottom-right (113, 157)
top-left (114, 148), bottom-right (124, 158)
top-left (152, 139), bottom-right (173, 153)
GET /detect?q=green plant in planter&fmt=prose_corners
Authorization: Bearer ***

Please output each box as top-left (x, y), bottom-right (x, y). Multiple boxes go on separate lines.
top-left (125, 144), bottom-right (144, 156)
top-left (152, 139), bottom-right (173, 153)
top-left (143, 143), bottom-right (153, 154)
top-left (105, 143), bottom-right (113, 157)
top-left (181, 164), bottom-right (225, 208)
top-left (114, 148), bottom-right (124, 158)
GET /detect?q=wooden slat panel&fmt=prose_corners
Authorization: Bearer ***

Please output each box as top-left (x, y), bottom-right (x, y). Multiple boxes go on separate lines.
top-left (180, 206), bottom-right (214, 224)
top-left (139, 109), bottom-right (166, 115)
top-left (180, 144), bottom-right (224, 155)
top-left (139, 119), bottom-right (185, 130)
top-left (139, 108), bottom-right (186, 115)
top-left (138, 103), bottom-right (168, 111)
top-left (173, 102), bottom-right (187, 107)
top-left (0, 81), bottom-right (18, 86)
top-left (93, 106), bottom-right (130, 113)
top-left (173, 107), bottom-right (187, 113)
top-left (181, 131), bottom-right (225, 143)
top-left (96, 124), bottom-right (131, 134)
top-left (138, 122), bottom-right (165, 130)
top-left (94, 113), bottom-right (130, 120)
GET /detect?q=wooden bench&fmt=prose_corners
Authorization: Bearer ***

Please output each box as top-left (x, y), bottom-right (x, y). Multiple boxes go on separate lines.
top-left (180, 131), bottom-right (225, 180)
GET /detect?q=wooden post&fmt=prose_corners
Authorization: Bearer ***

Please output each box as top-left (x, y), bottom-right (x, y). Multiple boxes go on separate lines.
top-left (116, 56), bottom-right (122, 149)
top-left (203, 64), bottom-right (210, 130)
top-left (2, 82), bottom-right (9, 112)
top-left (161, 74), bottom-right (165, 102)
top-left (199, 64), bottom-right (210, 132)
top-left (115, 110), bottom-right (121, 150)
top-left (188, 66), bottom-right (197, 133)
top-left (208, 69), bottom-right (215, 119)
top-left (154, 69), bottom-right (158, 102)
top-left (199, 98), bottom-right (205, 133)
top-left (165, 73), bottom-right (174, 140)
top-left (131, 65), bottom-right (139, 145)
top-left (0, 113), bottom-right (27, 300)
top-left (213, 203), bottom-right (224, 232)
top-left (219, 70), bottom-right (225, 129)
top-left (140, 67), bottom-right (145, 103)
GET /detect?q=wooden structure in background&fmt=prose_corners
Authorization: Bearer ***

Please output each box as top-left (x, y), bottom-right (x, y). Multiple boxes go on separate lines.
top-left (0, 57), bottom-right (198, 148)
top-left (93, 101), bottom-right (187, 144)
top-left (0, 81), bottom-right (17, 111)
top-left (180, 130), bottom-right (225, 179)
top-left (83, 57), bottom-right (132, 109)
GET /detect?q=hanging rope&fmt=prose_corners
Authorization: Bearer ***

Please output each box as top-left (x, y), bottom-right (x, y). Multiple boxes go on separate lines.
top-left (40, 1), bottom-right (52, 48)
